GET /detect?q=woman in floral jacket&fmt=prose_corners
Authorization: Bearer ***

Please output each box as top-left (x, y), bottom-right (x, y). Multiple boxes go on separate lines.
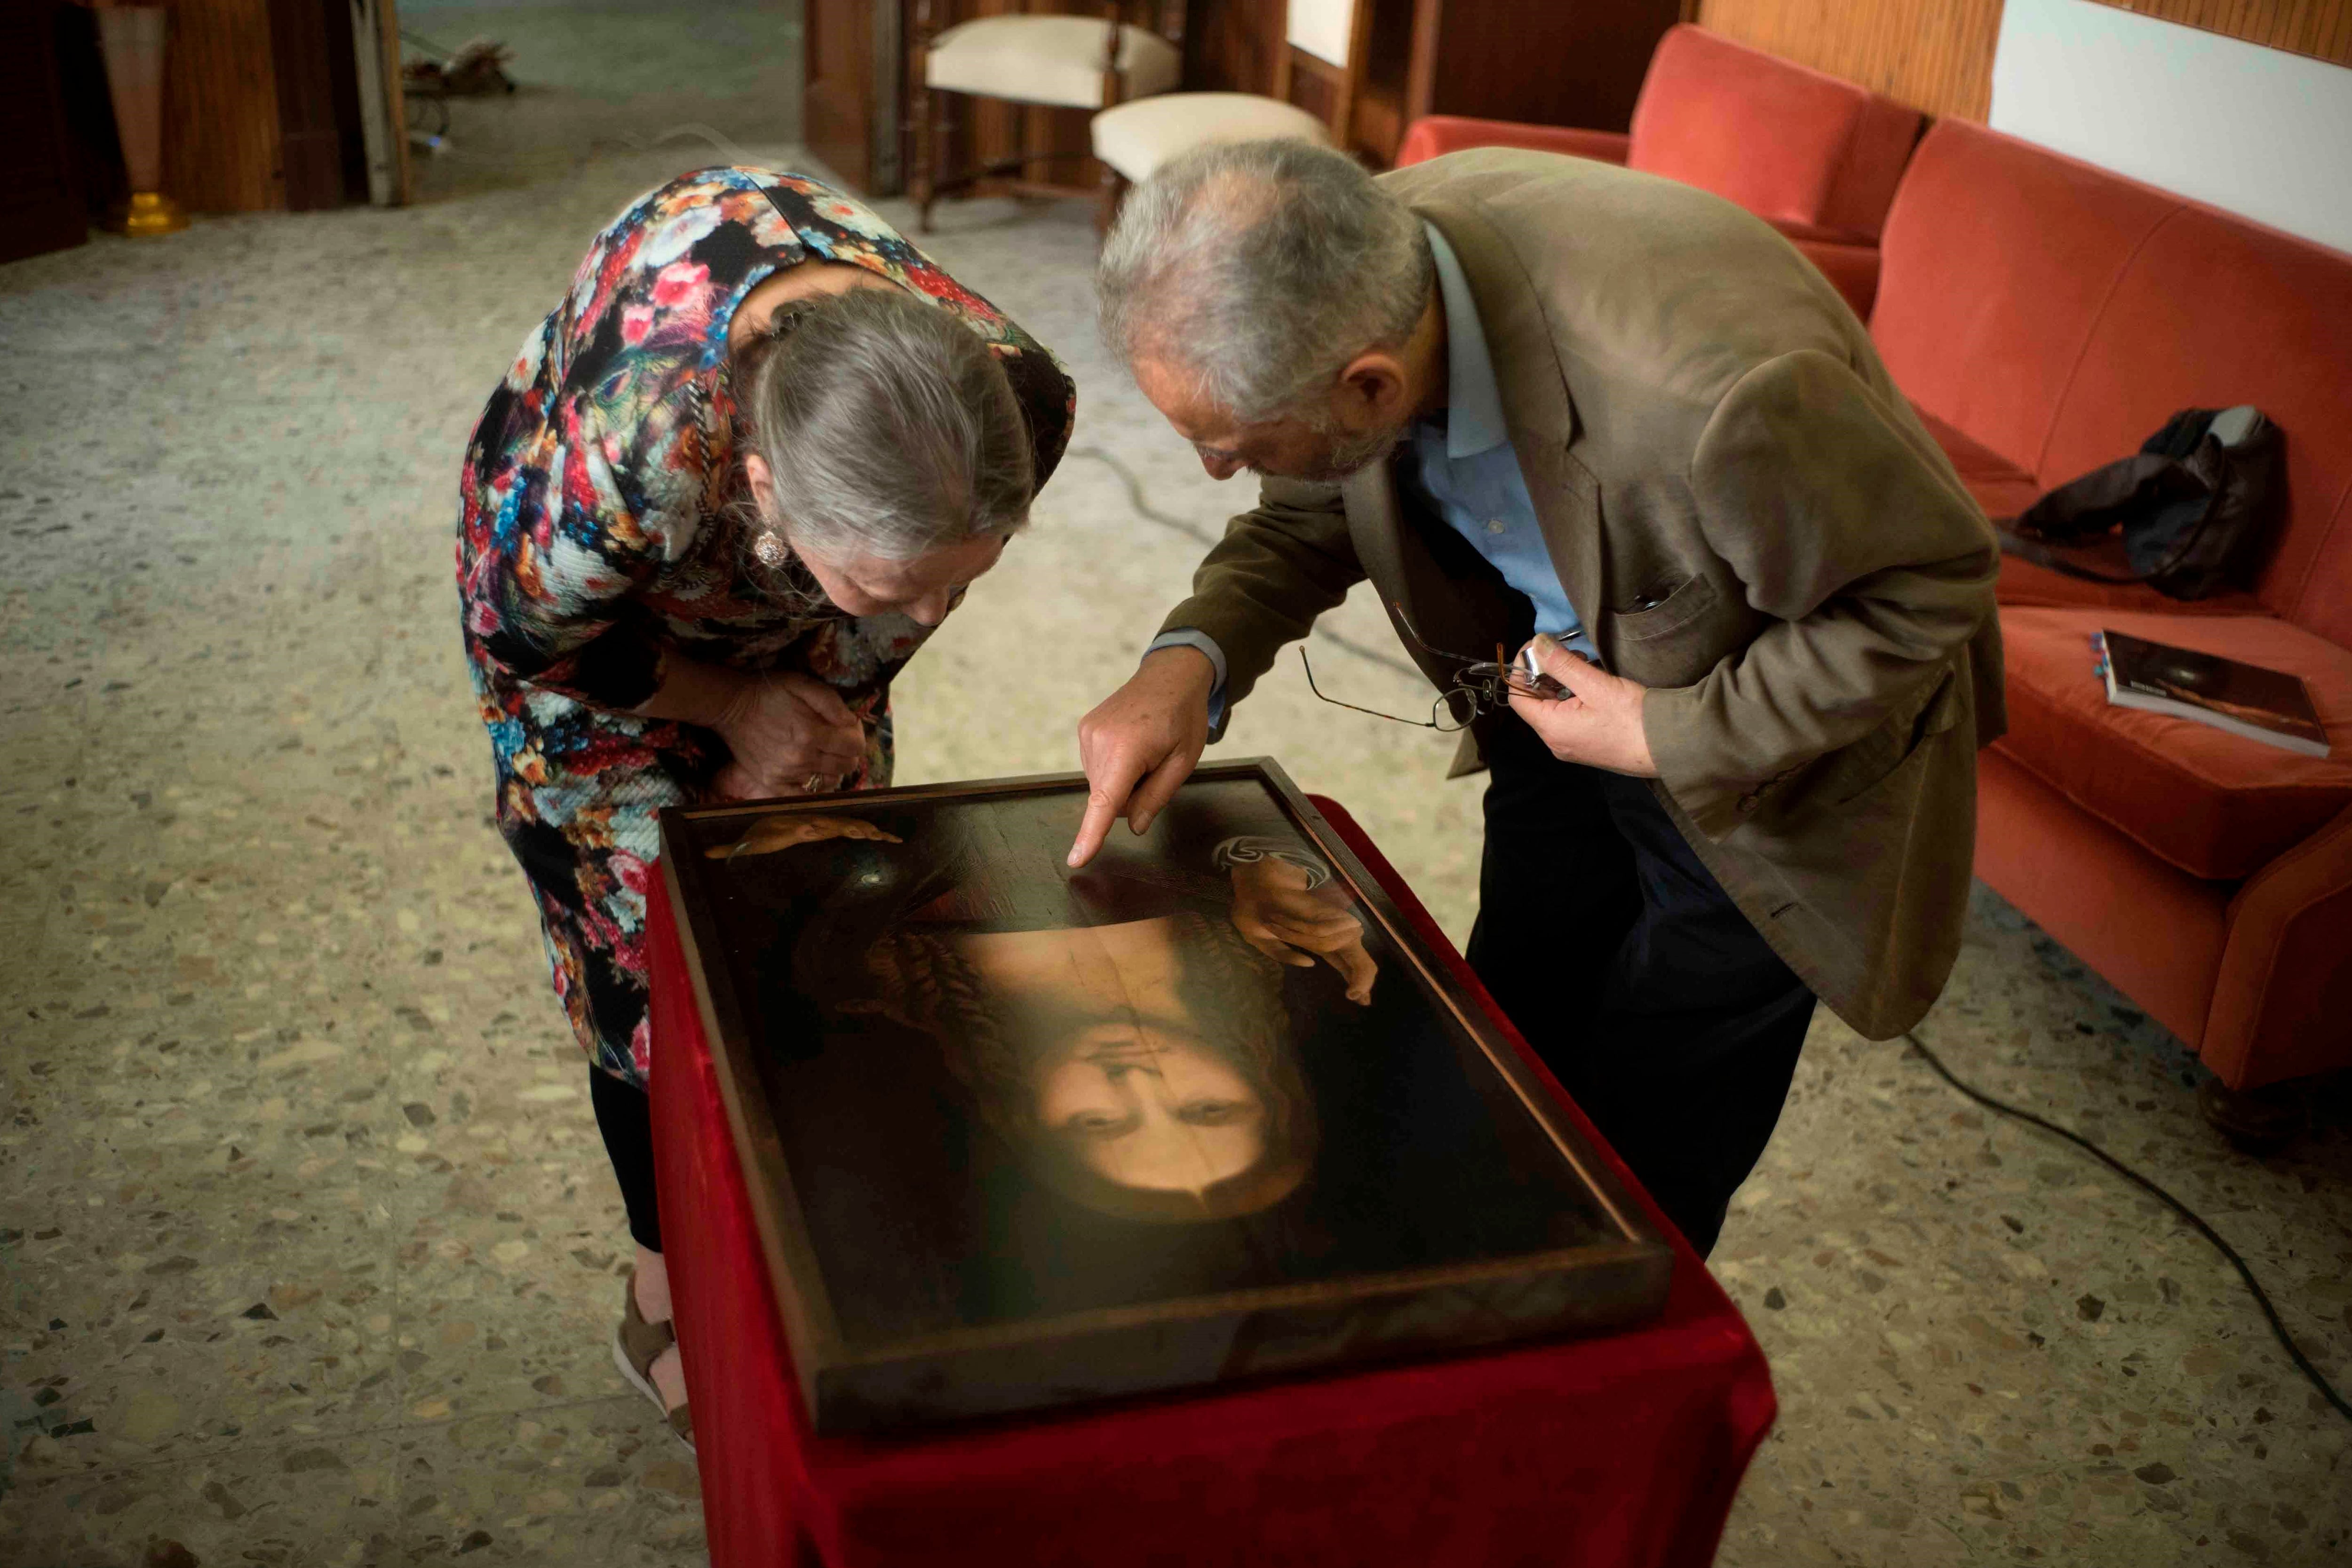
top-left (456, 167), bottom-right (1073, 1444)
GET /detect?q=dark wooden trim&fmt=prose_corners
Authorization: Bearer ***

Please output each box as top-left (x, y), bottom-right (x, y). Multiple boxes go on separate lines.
top-left (266, 0), bottom-right (349, 210)
top-left (0, 0), bottom-right (90, 263)
top-left (166, 0), bottom-right (286, 211)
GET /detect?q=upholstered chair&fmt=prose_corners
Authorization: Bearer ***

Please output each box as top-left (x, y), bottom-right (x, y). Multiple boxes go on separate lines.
top-left (909, 2), bottom-right (1184, 231)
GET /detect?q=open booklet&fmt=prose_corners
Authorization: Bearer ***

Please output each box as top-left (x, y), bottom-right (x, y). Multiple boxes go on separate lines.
top-left (2095, 629), bottom-right (2329, 758)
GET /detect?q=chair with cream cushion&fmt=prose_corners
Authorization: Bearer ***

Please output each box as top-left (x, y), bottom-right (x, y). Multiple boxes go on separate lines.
top-left (910, 3), bottom-right (1184, 232)
top-left (1087, 0), bottom-right (1364, 226)
top-left (1090, 92), bottom-right (1335, 185)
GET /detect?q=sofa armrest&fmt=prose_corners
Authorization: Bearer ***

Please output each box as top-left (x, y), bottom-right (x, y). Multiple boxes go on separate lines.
top-left (2201, 802), bottom-right (2352, 1090)
top-left (1790, 236), bottom-right (1881, 323)
top-left (1395, 116), bottom-right (1631, 169)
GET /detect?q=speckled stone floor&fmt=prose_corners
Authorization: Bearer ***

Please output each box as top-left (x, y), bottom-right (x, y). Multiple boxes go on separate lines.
top-left (3, 7), bottom-right (2347, 1566)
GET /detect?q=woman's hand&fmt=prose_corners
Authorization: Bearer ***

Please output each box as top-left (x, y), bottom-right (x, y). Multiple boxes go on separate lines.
top-left (709, 672), bottom-right (869, 802)
top-left (1228, 859), bottom-right (1377, 1004)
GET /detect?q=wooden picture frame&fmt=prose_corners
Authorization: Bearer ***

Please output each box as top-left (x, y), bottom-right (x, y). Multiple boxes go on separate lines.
top-left (660, 759), bottom-right (1672, 1435)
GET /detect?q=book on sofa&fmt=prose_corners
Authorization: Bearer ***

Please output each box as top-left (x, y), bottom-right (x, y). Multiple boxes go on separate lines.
top-left (2095, 629), bottom-right (2329, 758)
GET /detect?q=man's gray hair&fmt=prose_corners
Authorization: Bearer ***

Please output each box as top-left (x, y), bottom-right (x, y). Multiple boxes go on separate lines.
top-left (738, 287), bottom-right (1033, 564)
top-left (1097, 139), bottom-right (1433, 424)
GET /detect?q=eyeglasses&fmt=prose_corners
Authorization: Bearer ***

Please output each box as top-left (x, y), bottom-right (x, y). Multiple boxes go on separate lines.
top-left (1299, 604), bottom-right (1564, 733)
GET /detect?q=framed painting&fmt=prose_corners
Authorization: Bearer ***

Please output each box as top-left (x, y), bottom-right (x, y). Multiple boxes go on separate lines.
top-left (658, 759), bottom-right (1673, 1435)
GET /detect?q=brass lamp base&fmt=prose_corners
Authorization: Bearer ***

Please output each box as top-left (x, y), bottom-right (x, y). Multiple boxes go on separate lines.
top-left (111, 191), bottom-right (189, 238)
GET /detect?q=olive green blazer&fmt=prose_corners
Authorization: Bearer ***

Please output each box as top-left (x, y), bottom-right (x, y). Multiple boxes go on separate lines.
top-left (1157, 149), bottom-right (2006, 1040)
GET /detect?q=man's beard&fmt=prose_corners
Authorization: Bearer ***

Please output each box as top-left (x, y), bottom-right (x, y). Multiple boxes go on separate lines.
top-left (1263, 420), bottom-right (1407, 485)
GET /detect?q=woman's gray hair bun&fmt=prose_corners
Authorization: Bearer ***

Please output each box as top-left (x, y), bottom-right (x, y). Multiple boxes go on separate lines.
top-left (734, 285), bottom-right (1035, 568)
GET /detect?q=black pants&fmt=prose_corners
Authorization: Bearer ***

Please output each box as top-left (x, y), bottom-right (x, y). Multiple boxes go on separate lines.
top-left (591, 1067), bottom-right (664, 1253)
top-left (1465, 720), bottom-right (1815, 1257)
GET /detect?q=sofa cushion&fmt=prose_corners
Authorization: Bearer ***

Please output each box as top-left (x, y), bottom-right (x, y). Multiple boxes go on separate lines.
top-left (1393, 117), bottom-right (1630, 169)
top-left (1993, 557), bottom-right (2265, 618)
top-left (1627, 25), bottom-right (1920, 244)
top-left (2034, 203), bottom-right (2352, 645)
top-left (1913, 408), bottom-right (2042, 519)
top-left (1792, 237), bottom-right (1879, 321)
top-left (1994, 608), bottom-right (2352, 880)
top-left (1874, 121), bottom-right (2181, 483)
top-left (1931, 411), bottom-right (2269, 615)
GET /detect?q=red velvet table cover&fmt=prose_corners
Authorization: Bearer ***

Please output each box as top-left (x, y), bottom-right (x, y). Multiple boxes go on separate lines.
top-left (649, 796), bottom-right (1776, 1568)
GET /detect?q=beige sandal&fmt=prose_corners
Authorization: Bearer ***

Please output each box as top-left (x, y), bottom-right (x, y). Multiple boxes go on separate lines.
top-left (613, 1268), bottom-right (695, 1450)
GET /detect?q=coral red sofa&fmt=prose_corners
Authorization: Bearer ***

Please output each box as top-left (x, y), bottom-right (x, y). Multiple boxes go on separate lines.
top-left (1871, 120), bottom-right (2352, 1095)
top-left (1398, 39), bottom-right (2352, 1098)
top-left (1393, 24), bottom-right (1921, 318)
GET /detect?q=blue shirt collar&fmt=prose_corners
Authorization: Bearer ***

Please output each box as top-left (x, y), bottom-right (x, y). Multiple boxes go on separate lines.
top-left (1422, 222), bottom-right (1509, 462)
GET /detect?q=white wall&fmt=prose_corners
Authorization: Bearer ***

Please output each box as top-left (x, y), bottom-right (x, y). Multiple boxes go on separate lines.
top-left (1990, 0), bottom-right (2352, 256)
top-left (1287, 0), bottom-right (1356, 68)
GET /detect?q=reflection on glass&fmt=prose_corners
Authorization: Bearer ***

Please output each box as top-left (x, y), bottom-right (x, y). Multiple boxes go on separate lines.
top-left (864, 913), bottom-right (1318, 1222)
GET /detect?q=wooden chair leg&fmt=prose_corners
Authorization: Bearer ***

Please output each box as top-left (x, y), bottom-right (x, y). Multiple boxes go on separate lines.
top-left (1096, 166), bottom-right (1127, 238)
top-left (913, 87), bottom-right (940, 233)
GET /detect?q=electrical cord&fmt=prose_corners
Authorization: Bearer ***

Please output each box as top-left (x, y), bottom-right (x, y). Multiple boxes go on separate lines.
top-left (1068, 446), bottom-right (1427, 682)
top-left (1904, 1029), bottom-right (2352, 1427)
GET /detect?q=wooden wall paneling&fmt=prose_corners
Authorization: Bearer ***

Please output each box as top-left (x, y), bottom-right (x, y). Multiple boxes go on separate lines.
top-left (54, 4), bottom-right (129, 219)
top-left (267, 0), bottom-right (350, 209)
top-left (806, 0), bottom-right (887, 191)
top-left (1186, 0), bottom-right (1285, 92)
top-left (320, 0), bottom-right (370, 202)
top-left (165, 0), bottom-right (286, 210)
top-left (2084, 0), bottom-right (2352, 65)
top-left (0, 1), bottom-right (90, 263)
top-left (373, 0), bottom-right (413, 205)
top-left (1692, 0), bottom-right (2007, 119)
top-left (1394, 0), bottom-right (1683, 156)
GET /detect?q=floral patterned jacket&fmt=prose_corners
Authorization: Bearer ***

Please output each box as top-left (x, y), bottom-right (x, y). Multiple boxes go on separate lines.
top-left (456, 167), bottom-right (1075, 800)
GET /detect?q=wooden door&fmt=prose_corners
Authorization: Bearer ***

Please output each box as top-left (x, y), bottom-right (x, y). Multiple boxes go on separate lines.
top-left (806, 0), bottom-right (907, 195)
top-left (0, 2), bottom-right (89, 263)
top-left (1404, 0), bottom-right (1683, 136)
top-left (267, 0), bottom-right (368, 209)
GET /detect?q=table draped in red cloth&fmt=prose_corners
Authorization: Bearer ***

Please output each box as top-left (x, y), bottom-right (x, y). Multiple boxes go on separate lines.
top-left (649, 796), bottom-right (1776, 1568)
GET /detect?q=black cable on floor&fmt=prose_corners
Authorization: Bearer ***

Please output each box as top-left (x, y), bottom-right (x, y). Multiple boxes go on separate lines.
top-left (1904, 1029), bottom-right (2352, 1427)
top-left (1068, 446), bottom-right (1427, 683)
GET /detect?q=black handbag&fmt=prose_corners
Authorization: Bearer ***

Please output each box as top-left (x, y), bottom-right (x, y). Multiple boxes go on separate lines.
top-left (1997, 406), bottom-right (2284, 600)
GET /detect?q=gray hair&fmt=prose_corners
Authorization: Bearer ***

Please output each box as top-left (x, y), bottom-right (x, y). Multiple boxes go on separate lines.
top-left (1097, 139), bottom-right (1433, 424)
top-left (736, 287), bottom-right (1034, 565)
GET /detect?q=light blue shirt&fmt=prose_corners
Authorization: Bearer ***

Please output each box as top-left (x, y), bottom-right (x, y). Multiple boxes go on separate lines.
top-left (1407, 223), bottom-right (1596, 662)
top-left (1148, 222), bottom-right (1591, 721)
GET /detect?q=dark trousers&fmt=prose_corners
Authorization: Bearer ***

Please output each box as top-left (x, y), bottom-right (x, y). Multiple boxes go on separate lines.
top-left (591, 1067), bottom-right (664, 1253)
top-left (1465, 720), bottom-right (1815, 1257)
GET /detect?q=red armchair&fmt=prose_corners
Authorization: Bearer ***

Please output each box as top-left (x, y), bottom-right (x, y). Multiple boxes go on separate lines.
top-left (1393, 24), bottom-right (1921, 319)
top-left (1868, 120), bottom-right (2352, 1100)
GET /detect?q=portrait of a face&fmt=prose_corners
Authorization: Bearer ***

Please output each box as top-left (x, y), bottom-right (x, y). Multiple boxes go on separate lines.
top-left (664, 766), bottom-right (1666, 1433)
top-left (871, 913), bottom-right (1317, 1222)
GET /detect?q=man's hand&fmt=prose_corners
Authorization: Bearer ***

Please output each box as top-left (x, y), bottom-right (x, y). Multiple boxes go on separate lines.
top-left (1508, 634), bottom-right (1660, 777)
top-left (1229, 859), bottom-right (1376, 1004)
top-left (1069, 645), bottom-right (1215, 867)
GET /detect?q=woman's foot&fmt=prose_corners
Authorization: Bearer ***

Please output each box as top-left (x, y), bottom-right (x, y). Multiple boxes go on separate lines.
top-left (630, 1249), bottom-right (691, 1412)
top-left (615, 1251), bottom-right (693, 1448)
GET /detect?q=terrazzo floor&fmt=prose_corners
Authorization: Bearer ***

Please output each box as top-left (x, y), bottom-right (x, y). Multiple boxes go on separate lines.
top-left (3, 5), bottom-right (2347, 1564)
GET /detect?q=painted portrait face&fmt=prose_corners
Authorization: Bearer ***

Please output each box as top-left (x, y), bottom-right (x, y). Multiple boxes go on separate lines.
top-left (958, 919), bottom-right (1269, 1198)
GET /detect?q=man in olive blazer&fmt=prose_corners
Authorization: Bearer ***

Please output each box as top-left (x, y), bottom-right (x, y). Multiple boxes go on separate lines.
top-left (1073, 142), bottom-right (2002, 1253)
